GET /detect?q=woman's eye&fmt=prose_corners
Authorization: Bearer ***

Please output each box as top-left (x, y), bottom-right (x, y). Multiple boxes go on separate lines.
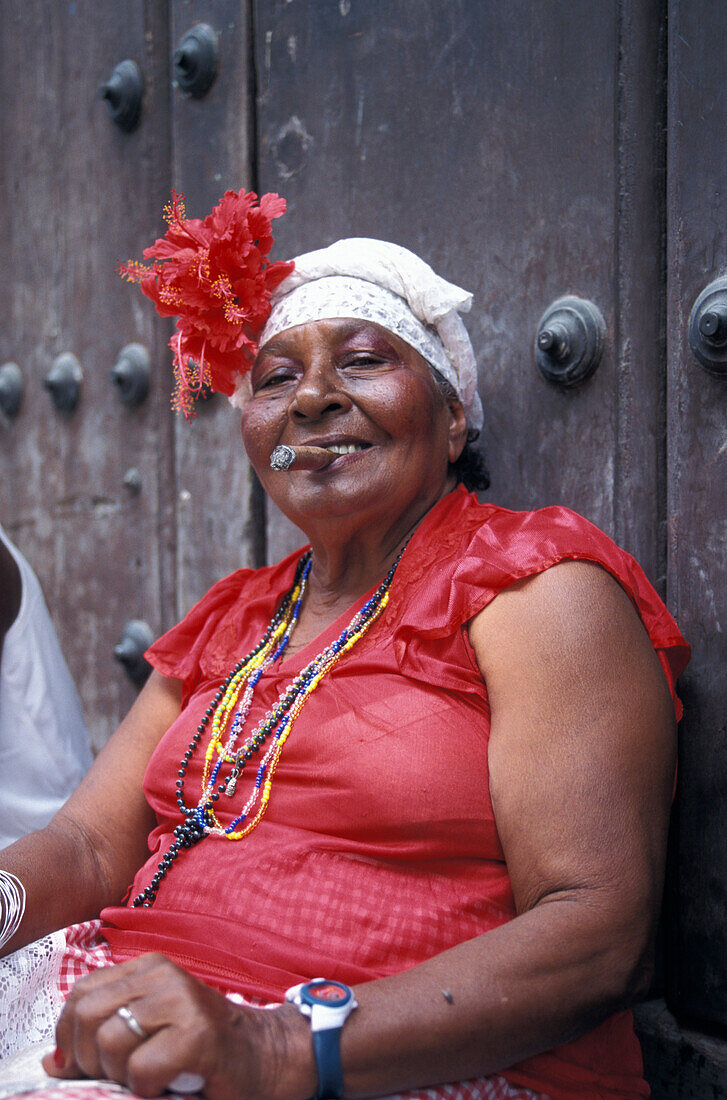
top-left (344, 354), bottom-right (384, 368)
top-left (256, 369), bottom-right (295, 389)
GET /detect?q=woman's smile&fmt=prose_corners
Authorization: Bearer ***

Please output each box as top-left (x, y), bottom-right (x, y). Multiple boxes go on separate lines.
top-left (305, 446), bottom-right (371, 474)
top-left (240, 318), bottom-right (465, 530)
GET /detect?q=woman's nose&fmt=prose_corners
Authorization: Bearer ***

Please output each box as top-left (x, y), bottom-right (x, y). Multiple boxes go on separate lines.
top-left (290, 364), bottom-right (352, 421)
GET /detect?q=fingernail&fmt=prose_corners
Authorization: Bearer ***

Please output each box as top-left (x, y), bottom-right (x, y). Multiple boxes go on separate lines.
top-left (53, 1047), bottom-right (65, 1069)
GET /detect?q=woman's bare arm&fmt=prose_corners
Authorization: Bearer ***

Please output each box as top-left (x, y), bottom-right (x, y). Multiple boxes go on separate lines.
top-left (46, 560), bottom-right (678, 1099)
top-left (323, 560), bottom-right (677, 1098)
top-left (0, 669), bottom-right (181, 955)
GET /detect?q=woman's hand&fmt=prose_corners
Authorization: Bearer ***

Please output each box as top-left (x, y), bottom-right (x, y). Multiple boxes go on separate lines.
top-left (42, 954), bottom-right (316, 1100)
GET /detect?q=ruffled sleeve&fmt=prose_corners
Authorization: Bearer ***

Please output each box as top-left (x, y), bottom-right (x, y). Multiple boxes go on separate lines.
top-left (145, 570), bottom-right (255, 707)
top-left (389, 490), bottom-right (690, 718)
top-left (145, 549), bottom-right (307, 708)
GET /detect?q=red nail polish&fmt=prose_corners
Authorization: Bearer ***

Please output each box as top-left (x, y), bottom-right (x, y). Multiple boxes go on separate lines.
top-left (53, 1047), bottom-right (65, 1069)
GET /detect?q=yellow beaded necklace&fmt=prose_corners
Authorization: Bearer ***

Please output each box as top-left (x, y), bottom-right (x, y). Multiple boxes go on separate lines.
top-left (132, 547), bottom-right (403, 908)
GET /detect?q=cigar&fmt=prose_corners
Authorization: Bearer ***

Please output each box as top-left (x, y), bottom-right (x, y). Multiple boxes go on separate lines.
top-left (269, 445), bottom-right (336, 471)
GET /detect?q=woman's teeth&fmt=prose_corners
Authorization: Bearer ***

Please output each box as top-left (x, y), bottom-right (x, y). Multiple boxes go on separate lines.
top-left (325, 443), bottom-right (366, 455)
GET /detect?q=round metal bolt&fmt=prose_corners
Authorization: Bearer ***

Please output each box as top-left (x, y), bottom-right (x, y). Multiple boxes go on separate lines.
top-left (0, 362), bottom-right (23, 419)
top-left (699, 311), bottom-right (720, 338)
top-left (536, 323), bottom-right (570, 358)
top-left (698, 309), bottom-right (727, 343)
top-left (535, 297), bottom-right (606, 388)
top-left (111, 343), bottom-right (150, 407)
top-left (114, 619), bottom-right (154, 687)
top-left (122, 467), bottom-right (142, 495)
top-left (173, 24), bottom-right (218, 98)
top-left (99, 60), bottom-right (143, 132)
top-left (45, 353), bottom-right (83, 413)
top-left (688, 276), bottom-right (727, 377)
top-left (174, 48), bottom-right (193, 75)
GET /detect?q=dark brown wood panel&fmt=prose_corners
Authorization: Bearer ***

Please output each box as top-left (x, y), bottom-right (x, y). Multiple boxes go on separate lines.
top-left (666, 0), bottom-right (727, 1028)
top-left (0, 0), bottom-right (174, 750)
top-left (170, 0), bottom-right (261, 616)
top-left (612, 0), bottom-right (668, 588)
top-left (254, 0), bottom-right (665, 589)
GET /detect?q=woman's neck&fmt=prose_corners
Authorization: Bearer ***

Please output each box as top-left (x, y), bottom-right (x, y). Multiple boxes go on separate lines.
top-left (303, 477), bottom-right (456, 605)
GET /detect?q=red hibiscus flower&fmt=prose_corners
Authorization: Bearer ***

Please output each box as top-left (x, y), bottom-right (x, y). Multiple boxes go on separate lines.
top-left (121, 189), bottom-right (293, 418)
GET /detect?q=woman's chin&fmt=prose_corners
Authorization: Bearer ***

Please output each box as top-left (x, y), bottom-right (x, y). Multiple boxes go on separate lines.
top-left (276, 485), bottom-right (382, 528)
top-left (273, 479), bottom-right (447, 545)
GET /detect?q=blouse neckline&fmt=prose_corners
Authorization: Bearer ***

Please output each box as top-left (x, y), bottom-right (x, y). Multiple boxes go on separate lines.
top-left (267, 487), bottom-right (471, 676)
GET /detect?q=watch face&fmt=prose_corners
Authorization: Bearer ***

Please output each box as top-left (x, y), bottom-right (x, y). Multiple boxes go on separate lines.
top-left (305, 980), bottom-right (351, 1006)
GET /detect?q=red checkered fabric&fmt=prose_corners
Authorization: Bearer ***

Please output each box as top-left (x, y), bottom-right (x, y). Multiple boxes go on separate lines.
top-left (7, 921), bottom-right (543, 1100)
top-left (57, 921), bottom-right (113, 999)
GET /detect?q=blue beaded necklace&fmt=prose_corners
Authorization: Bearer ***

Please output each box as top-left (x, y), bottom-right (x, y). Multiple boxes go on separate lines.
top-left (132, 545), bottom-right (405, 908)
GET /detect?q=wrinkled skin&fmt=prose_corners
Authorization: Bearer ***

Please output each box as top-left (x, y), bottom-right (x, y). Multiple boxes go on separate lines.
top-left (242, 318), bottom-right (467, 565)
top-left (43, 954), bottom-right (312, 1100)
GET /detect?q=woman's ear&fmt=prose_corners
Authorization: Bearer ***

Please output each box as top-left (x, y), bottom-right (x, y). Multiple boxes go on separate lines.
top-left (447, 399), bottom-right (468, 464)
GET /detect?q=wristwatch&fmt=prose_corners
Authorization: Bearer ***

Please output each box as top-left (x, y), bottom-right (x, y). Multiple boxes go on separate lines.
top-left (285, 978), bottom-right (358, 1100)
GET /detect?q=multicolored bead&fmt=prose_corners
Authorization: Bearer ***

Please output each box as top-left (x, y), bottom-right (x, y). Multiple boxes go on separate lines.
top-left (132, 546), bottom-right (405, 908)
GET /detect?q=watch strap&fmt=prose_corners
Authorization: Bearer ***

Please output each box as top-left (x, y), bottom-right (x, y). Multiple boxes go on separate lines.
top-left (311, 1025), bottom-right (344, 1100)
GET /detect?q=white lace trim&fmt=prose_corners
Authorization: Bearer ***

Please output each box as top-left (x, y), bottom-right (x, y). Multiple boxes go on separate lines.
top-left (0, 1041), bottom-right (54, 1096)
top-left (233, 238), bottom-right (484, 432)
top-left (0, 930), bottom-right (66, 1061)
top-left (261, 274), bottom-right (453, 375)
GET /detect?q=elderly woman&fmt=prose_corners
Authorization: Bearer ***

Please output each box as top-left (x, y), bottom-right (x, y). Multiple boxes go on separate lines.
top-left (0, 191), bottom-right (688, 1100)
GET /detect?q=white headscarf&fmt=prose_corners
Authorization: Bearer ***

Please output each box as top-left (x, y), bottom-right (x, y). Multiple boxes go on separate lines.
top-left (232, 238), bottom-right (483, 432)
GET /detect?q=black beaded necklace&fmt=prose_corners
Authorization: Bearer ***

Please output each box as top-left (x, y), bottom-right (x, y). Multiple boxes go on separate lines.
top-left (132, 546), bottom-right (403, 908)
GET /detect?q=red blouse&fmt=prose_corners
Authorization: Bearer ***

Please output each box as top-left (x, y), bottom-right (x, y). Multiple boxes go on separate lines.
top-left (101, 487), bottom-right (689, 1100)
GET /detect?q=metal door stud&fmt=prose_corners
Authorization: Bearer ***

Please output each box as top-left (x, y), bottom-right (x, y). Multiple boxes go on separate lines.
top-left (173, 24), bottom-right (218, 98)
top-left (111, 343), bottom-right (150, 407)
top-left (688, 276), bottom-right (727, 377)
top-left (44, 353), bottom-right (83, 412)
top-left (0, 363), bottom-right (23, 419)
top-left (99, 60), bottom-right (143, 132)
top-left (114, 619), bottom-right (153, 687)
top-left (535, 296), bottom-right (606, 387)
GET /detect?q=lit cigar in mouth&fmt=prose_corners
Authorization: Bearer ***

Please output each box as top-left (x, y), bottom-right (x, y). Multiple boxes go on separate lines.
top-left (269, 445), bottom-right (337, 471)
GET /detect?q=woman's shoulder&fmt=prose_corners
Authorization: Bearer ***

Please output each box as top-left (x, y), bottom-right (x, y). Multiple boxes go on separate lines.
top-left (145, 548), bottom-right (308, 706)
top-left (406, 487), bottom-right (647, 601)
top-left (395, 487), bottom-right (688, 681)
top-left (426, 487), bottom-right (635, 565)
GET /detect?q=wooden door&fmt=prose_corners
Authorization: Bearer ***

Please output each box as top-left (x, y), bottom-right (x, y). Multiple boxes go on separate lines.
top-left (665, 0), bottom-right (727, 1030)
top-left (0, 1), bottom-right (261, 747)
top-left (255, 0), bottom-right (727, 1047)
top-left (255, 0), bottom-right (666, 591)
top-left (169, 0), bottom-right (261, 613)
top-left (0, 0), bottom-right (175, 750)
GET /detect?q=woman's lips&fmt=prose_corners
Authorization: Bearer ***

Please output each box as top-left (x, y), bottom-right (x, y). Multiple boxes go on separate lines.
top-left (322, 442), bottom-right (369, 456)
top-left (270, 442), bottom-right (371, 472)
top-left (319, 445), bottom-right (371, 471)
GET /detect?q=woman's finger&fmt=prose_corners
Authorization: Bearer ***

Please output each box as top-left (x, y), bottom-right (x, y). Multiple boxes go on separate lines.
top-left (76, 996), bottom-right (151, 1080)
top-left (45, 954), bottom-right (252, 1095)
top-left (95, 1006), bottom-right (150, 1085)
top-left (51, 955), bottom-right (170, 1079)
top-left (124, 1025), bottom-right (209, 1099)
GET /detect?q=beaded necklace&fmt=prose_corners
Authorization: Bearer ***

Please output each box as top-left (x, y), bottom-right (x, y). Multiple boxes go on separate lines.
top-left (132, 545), bottom-right (405, 908)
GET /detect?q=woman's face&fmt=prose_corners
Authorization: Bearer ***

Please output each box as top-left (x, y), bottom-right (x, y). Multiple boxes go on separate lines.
top-left (240, 318), bottom-right (467, 534)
